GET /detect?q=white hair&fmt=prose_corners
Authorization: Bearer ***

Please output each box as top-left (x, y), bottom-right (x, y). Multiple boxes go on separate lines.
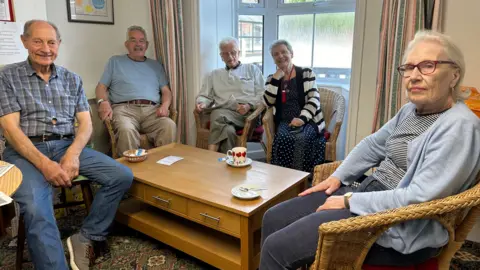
top-left (218, 37), bottom-right (239, 51)
top-left (127, 25), bottom-right (147, 41)
top-left (23, 20), bottom-right (61, 40)
top-left (403, 30), bottom-right (467, 101)
top-left (269, 39), bottom-right (294, 55)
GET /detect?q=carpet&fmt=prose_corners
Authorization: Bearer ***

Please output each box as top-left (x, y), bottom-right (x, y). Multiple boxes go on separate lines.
top-left (0, 208), bottom-right (479, 270)
top-left (0, 208), bottom-right (215, 270)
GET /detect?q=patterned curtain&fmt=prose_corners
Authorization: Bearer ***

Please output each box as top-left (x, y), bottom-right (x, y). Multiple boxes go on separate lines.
top-left (150, 0), bottom-right (188, 143)
top-left (371, 0), bottom-right (443, 132)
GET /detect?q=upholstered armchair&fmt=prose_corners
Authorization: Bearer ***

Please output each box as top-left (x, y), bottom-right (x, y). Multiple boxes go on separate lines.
top-left (194, 104), bottom-right (266, 150)
top-left (309, 161), bottom-right (480, 270)
top-left (263, 87), bottom-right (345, 163)
top-left (104, 108), bottom-right (177, 158)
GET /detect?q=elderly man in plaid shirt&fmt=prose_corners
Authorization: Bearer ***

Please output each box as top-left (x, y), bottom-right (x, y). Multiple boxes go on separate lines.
top-left (0, 20), bottom-right (133, 270)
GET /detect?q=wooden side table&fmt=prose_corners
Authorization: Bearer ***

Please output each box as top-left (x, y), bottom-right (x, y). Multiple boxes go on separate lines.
top-left (0, 160), bottom-right (23, 235)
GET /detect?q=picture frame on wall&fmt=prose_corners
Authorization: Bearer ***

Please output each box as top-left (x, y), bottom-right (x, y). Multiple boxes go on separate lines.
top-left (0, 0), bottom-right (15, 22)
top-left (66, 0), bottom-right (114, 25)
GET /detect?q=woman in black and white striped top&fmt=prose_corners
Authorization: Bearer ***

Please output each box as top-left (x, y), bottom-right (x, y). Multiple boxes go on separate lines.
top-left (263, 40), bottom-right (327, 173)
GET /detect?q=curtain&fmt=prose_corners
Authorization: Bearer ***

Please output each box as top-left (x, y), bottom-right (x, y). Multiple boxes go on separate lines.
top-left (150, 0), bottom-right (188, 143)
top-left (371, 0), bottom-right (443, 132)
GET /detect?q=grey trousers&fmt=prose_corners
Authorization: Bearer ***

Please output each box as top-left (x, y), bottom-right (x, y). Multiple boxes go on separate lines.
top-left (112, 104), bottom-right (176, 155)
top-left (208, 108), bottom-right (249, 153)
top-left (259, 176), bottom-right (441, 269)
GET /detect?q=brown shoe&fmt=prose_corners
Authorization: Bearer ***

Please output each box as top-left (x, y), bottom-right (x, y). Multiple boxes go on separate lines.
top-left (67, 233), bottom-right (95, 270)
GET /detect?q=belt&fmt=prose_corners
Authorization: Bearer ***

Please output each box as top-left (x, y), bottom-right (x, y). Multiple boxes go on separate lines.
top-left (29, 134), bottom-right (75, 143)
top-left (116, 99), bottom-right (157, 105)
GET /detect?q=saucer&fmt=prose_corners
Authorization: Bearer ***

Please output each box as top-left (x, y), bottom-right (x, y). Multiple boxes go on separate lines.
top-left (231, 184), bottom-right (262, 200)
top-left (226, 157), bottom-right (253, 167)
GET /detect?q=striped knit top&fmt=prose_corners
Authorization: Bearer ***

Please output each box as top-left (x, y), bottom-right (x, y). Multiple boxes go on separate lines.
top-left (263, 66), bottom-right (326, 132)
top-left (373, 110), bottom-right (444, 189)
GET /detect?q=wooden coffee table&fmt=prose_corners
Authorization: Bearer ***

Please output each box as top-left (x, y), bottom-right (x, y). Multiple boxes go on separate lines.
top-left (115, 143), bottom-right (309, 270)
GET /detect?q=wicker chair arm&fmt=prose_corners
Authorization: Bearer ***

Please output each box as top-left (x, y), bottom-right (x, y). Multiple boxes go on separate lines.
top-left (309, 182), bottom-right (480, 270)
top-left (104, 119), bottom-right (117, 158)
top-left (328, 122), bottom-right (342, 143)
top-left (319, 183), bottom-right (480, 234)
top-left (262, 107), bottom-right (275, 163)
top-left (312, 161), bottom-right (342, 186)
top-left (238, 104), bottom-right (266, 147)
top-left (169, 108), bottom-right (178, 124)
top-left (246, 103), bottom-right (265, 122)
top-left (193, 109), bottom-right (203, 131)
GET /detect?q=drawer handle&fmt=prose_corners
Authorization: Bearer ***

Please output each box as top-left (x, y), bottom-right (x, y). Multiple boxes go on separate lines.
top-left (152, 196), bottom-right (171, 205)
top-left (200, 212), bottom-right (220, 223)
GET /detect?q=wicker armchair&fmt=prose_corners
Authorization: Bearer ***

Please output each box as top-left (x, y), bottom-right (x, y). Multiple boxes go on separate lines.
top-left (263, 87), bottom-right (345, 163)
top-left (309, 161), bottom-right (480, 270)
top-left (193, 104), bottom-right (265, 149)
top-left (104, 108), bottom-right (178, 158)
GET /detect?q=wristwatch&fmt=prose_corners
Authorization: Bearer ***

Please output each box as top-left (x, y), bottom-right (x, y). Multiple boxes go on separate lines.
top-left (344, 192), bottom-right (353, 209)
top-left (97, 98), bottom-right (107, 105)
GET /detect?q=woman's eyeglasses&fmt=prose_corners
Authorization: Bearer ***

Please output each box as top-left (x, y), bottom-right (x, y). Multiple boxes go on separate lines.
top-left (397, 60), bottom-right (458, 77)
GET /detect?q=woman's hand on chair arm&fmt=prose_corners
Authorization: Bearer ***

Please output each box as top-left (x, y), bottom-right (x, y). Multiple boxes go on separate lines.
top-left (299, 176), bottom-right (341, 196)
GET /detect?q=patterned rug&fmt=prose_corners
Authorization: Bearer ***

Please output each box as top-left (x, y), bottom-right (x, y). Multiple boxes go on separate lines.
top-left (0, 209), bottom-right (215, 270)
top-left (0, 208), bottom-right (479, 270)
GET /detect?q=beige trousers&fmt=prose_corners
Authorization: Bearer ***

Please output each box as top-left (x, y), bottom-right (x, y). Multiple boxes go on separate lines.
top-left (112, 104), bottom-right (176, 155)
top-left (209, 108), bottom-right (249, 154)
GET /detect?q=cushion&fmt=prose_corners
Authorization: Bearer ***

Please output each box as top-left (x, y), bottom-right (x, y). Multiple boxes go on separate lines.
top-left (363, 257), bottom-right (438, 270)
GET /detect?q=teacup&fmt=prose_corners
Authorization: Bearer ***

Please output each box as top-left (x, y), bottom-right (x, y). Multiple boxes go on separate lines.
top-left (227, 147), bottom-right (247, 165)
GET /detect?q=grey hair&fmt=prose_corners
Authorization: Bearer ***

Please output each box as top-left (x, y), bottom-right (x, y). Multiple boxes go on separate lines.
top-left (403, 30), bottom-right (467, 101)
top-left (218, 37), bottom-right (239, 50)
top-left (269, 39), bottom-right (293, 55)
top-left (127, 25), bottom-right (147, 40)
top-left (23, 20), bottom-right (61, 40)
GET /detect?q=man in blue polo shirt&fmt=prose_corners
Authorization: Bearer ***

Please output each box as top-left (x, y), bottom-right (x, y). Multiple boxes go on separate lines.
top-left (95, 25), bottom-right (176, 155)
top-left (0, 20), bottom-right (133, 270)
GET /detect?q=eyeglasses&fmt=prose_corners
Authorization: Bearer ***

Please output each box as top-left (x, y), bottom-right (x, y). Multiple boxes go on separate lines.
top-left (128, 38), bottom-right (147, 44)
top-left (397, 60), bottom-right (458, 77)
top-left (220, 51), bottom-right (239, 57)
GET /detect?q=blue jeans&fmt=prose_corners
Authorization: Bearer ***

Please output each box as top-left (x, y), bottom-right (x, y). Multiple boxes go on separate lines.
top-left (4, 139), bottom-right (133, 270)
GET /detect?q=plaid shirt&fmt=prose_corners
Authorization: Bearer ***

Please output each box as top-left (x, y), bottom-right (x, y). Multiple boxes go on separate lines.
top-left (0, 60), bottom-right (89, 136)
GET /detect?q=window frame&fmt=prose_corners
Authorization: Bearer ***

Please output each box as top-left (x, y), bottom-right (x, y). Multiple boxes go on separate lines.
top-left (239, 0), bottom-right (265, 8)
top-left (235, 0), bottom-right (356, 80)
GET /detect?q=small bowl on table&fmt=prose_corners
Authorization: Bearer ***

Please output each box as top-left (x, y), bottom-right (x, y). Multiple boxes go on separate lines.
top-left (123, 149), bottom-right (148, 163)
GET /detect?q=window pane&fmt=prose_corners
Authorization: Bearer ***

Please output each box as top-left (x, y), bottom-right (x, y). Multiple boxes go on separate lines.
top-left (241, 0), bottom-right (259, 3)
top-left (278, 14), bottom-right (314, 68)
top-left (283, 0), bottom-right (314, 3)
top-left (313, 12), bottom-right (355, 86)
top-left (238, 15), bottom-right (264, 71)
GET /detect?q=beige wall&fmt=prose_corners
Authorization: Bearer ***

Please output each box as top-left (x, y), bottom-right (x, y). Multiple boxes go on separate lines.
top-left (443, 0), bottom-right (480, 242)
top-left (345, 0), bottom-right (382, 153)
top-left (444, 0), bottom-right (480, 91)
top-left (11, 0), bottom-right (154, 99)
top-left (46, 0), bottom-right (155, 98)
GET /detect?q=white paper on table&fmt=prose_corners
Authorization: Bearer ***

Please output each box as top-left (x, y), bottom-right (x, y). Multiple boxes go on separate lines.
top-left (156, 156), bottom-right (184, 166)
top-left (0, 191), bottom-right (12, 206)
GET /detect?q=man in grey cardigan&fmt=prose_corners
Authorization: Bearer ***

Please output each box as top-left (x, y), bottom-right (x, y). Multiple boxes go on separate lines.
top-left (195, 37), bottom-right (265, 153)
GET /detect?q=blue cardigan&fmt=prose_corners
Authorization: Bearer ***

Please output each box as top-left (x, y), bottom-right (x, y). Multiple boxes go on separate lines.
top-left (332, 102), bottom-right (480, 254)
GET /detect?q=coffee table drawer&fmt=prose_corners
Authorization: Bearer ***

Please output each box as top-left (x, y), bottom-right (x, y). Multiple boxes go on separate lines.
top-left (145, 187), bottom-right (187, 214)
top-left (129, 182), bottom-right (145, 200)
top-left (187, 200), bottom-right (240, 235)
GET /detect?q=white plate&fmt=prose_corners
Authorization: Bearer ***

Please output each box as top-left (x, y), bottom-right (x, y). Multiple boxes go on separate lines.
top-left (226, 157), bottom-right (253, 167)
top-left (231, 184), bottom-right (262, 200)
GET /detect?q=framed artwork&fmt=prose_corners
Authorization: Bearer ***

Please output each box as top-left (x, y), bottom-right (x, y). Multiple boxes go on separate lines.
top-left (66, 0), bottom-right (114, 25)
top-left (0, 0), bottom-right (15, 22)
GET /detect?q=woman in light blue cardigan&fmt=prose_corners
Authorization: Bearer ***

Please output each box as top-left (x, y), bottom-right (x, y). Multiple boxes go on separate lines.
top-left (259, 31), bottom-right (480, 269)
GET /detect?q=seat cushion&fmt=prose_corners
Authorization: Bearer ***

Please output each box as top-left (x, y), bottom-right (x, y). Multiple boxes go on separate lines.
top-left (363, 257), bottom-right (438, 270)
